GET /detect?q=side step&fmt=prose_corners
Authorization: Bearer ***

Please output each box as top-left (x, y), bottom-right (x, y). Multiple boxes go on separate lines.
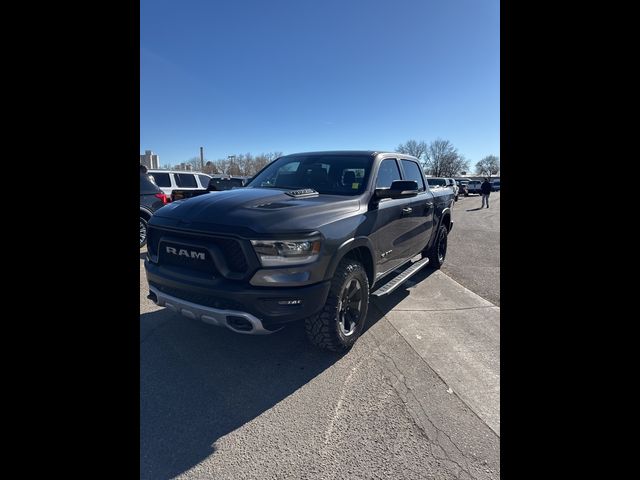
top-left (371, 256), bottom-right (430, 297)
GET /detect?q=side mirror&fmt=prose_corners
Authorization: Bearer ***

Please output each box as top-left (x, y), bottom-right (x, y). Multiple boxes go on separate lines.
top-left (375, 180), bottom-right (419, 199)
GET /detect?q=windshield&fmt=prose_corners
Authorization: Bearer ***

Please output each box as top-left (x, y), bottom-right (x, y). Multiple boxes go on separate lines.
top-left (246, 154), bottom-right (373, 195)
top-left (427, 178), bottom-right (447, 187)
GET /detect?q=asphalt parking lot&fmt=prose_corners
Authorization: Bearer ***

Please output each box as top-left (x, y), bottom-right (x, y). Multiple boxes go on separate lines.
top-left (443, 191), bottom-right (500, 306)
top-left (140, 193), bottom-right (500, 479)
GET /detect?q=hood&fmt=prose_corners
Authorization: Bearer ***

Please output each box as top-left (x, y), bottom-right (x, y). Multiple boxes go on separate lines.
top-left (152, 187), bottom-right (361, 235)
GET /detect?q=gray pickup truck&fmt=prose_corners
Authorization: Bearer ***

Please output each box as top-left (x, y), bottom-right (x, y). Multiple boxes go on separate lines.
top-left (144, 151), bottom-right (454, 351)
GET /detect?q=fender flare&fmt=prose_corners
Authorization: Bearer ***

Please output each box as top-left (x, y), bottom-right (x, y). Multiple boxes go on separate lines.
top-left (424, 206), bottom-right (453, 252)
top-left (439, 207), bottom-right (452, 229)
top-left (324, 236), bottom-right (377, 283)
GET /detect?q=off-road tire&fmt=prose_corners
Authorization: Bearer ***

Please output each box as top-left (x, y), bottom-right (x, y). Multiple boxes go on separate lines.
top-left (304, 259), bottom-right (369, 352)
top-left (424, 224), bottom-right (448, 269)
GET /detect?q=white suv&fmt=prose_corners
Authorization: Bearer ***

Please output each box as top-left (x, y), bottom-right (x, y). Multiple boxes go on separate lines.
top-left (147, 170), bottom-right (212, 198)
top-left (445, 178), bottom-right (459, 201)
top-left (427, 177), bottom-right (459, 201)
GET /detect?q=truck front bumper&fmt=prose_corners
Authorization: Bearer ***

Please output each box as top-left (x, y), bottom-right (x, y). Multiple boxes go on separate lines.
top-left (145, 261), bottom-right (331, 335)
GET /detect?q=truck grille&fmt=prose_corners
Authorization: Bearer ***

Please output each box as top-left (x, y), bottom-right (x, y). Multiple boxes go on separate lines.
top-left (159, 242), bottom-right (217, 275)
top-left (212, 238), bottom-right (248, 273)
top-left (147, 227), bottom-right (249, 275)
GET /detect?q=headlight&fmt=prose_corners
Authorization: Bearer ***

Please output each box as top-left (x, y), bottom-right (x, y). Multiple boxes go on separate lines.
top-left (251, 238), bottom-right (321, 267)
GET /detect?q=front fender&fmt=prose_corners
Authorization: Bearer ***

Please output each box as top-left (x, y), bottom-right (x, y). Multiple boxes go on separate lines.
top-left (324, 236), bottom-right (377, 282)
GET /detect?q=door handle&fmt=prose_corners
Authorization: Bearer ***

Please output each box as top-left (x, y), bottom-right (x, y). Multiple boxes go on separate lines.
top-left (402, 207), bottom-right (413, 215)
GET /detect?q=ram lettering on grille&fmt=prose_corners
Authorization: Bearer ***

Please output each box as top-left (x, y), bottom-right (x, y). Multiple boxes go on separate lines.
top-left (165, 246), bottom-right (206, 260)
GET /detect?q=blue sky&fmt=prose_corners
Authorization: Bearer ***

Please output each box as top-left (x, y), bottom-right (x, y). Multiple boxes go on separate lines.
top-left (141, 0), bottom-right (499, 167)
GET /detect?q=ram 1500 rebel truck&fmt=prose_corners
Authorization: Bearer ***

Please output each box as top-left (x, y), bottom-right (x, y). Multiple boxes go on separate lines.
top-left (144, 151), bottom-right (454, 351)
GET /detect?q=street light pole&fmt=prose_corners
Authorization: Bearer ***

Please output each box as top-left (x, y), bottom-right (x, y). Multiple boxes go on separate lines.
top-left (200, 146), bottom-right (204, 171)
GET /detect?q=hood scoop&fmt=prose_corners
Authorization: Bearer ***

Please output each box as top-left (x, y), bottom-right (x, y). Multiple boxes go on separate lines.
top-left (284, 188), bottom-right (318, 198)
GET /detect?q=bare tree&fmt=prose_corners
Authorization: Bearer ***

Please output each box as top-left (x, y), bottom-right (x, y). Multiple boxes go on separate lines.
top-left (210, 151), bottom-right (283, 176)
top-left (253, 154), bottom-right (271, 173)
top-left (215, 158), bottom-right (230, 174)
top-left (449, 154), bottom-right (470, 178)
top-left (226, 157), bottom-right (242, 175)
top-left (193, 151), bottom-right (283, 177)
top-left (185, 157), bottom-right (202, 171)
top-left (475, 155), bottom-right (500, 177)
top-left (236, 153), bottom-right (261, 176)
top-left (203, 161), bottom-right (218, 175)
top-left (396, 140), bottom-right (427, 161)
top-left (424, 139), bottom-right (468, 177)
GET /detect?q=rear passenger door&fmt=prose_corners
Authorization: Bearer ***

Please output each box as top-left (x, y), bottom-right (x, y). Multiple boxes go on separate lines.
top-left (399, 159), bottom-right (435, 255)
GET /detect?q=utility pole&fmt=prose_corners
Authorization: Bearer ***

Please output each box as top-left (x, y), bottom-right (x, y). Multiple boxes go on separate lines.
top-left (200, 146), bottom-right (204, 171)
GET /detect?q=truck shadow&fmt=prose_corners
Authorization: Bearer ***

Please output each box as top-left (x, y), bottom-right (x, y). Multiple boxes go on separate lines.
top-left (140, 308), bottom-right (342, 479)
top-left (139, 266), bottom-right (437, 479)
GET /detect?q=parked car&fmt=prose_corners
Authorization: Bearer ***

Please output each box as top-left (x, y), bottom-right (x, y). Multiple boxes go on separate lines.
top-left (140, 172), bottom-right (169, 248)
top-left (455, 179), bottom-right (469, 197)
top-left (208, 175), bottom-right (247, 191)
top-left (467, 180), bottom-right (482, 194)
top-left (427, 177), bottom-right (458, 200)
top-left (169, 174), bottom-right (250, 201)
top-left (491, 179), bottom-right (501, 191)
top-left (445, 178), bottom-right (459, 201)
top-left (147, 170), bottom-right (212, 198)
top-left (144, 151), bottom-right (454, 351)
top-left (426, 177), bottom-right (448, 188)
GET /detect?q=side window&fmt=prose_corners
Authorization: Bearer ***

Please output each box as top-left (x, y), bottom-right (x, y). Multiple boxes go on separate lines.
top-left (149, 172), bottom-right (171, 187)
top-left (175, 173), bottom-right (197, 188)
top-left (376, 159), bottom-right (401, 188)
top-left (401, 160), bottom-right (426, 191)
top-left (197, 174), bottom-right (210, 188)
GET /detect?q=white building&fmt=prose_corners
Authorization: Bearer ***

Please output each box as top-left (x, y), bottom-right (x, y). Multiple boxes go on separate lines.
top-left (140, 150), bottom-right (160, 169)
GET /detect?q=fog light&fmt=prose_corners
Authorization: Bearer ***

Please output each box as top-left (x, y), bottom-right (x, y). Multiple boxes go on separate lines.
top-left (278, 299), bottom-right (302, 305)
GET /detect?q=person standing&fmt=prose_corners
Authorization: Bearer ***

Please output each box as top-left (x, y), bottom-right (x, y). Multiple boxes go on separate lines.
top-left (481, 177), bottom-right (492, 208)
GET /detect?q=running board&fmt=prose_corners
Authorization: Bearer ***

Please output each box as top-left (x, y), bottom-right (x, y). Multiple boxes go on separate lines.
top-left (371, 257), bottom-right (430, 296)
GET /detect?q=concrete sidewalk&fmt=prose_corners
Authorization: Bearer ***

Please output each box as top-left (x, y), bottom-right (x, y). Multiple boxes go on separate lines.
top-left (371, 269), bottom-right (500, 436)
